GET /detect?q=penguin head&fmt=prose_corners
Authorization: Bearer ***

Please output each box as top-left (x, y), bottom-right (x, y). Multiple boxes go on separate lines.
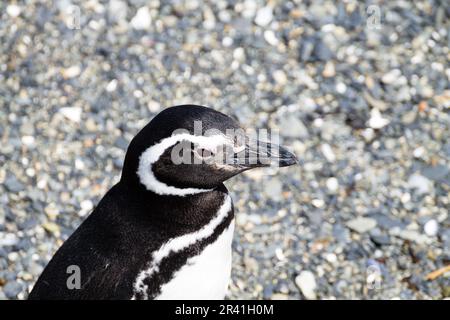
top-left (121, 105), bottom-right (297, 196)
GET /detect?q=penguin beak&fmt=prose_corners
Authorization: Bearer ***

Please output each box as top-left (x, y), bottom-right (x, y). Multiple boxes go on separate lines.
top-left (230, 139), bottom-right (298, 169)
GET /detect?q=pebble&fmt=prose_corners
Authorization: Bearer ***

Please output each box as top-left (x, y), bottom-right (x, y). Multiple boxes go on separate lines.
top-left (147, 100), bottom-right (161, 113)
top-left (367, 109), bottom-right (390, 129)
top-left (263, 178), bottom-right (283, 202)
top-left (3, 281), bottom-right (22, 299)
top-left (279, 115), bottom-right (309, 138)
top-left (393, 229), bottom-right (431, 245)
top-left (407, 173), bottom-right (432, 195)
top-left (346, 217), bottom-right (377, 233)
top-left (424, 219), bottom-right (438, 237)
top-left (62, 66), bottom-right (81, 79)
top-left (59, 107), bottom-right (82, 123)
top-left (131, 7), bottom-right (152, 30)
top-left (6, 4), bottom-right (22, 18)
top-left (382, 69), bottom-right (401, 84)
top-left (79, 200), bottom-right (94, 217)
top-left (295, 271), bottom-right (317, 300)
top-left (326, 177), bottom-right (339, 193)
top-left (264, 30), bottom-right (278, 46)
top-left (4, 175), bottom-right (25, 193)
top-left (0, 233), bottom-right (19, 247)
top-left (322, 61), bottom-right (336, 78)
top-left (254, 6), bottom-right (273, 27)
top-left (321, 144), bottom-right (336, 162)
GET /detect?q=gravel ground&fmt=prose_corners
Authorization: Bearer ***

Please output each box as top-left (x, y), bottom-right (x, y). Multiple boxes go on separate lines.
top-left (0, 0), bottom-right (449, 300)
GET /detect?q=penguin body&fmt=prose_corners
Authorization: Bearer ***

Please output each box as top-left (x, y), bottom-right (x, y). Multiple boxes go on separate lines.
top-left (29, 105), bottom-right (297, 300)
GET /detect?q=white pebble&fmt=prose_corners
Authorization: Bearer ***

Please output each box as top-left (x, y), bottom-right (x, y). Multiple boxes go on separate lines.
top-left (413, 147), bottom-right (426, 158)
top-left (424, 219), bottom-right (438, 237)
top-left (311, 198), bottom-right (325, 208)
top-left (7, 4), bottom-right (21, 17)
top-left (264, 30), bottom-right (278, 46)
top-left (222, 36), bottom-right (233, 47)
top-left (59, 107), bottom-right (82, 123)
top-left (106, 79), bottom-right (118, 92)
top-left (326, 177), bottom-right (339, 193)
top-left (0, 233), bottom-right (19, 246)
top-left (21, 136), bottom-right (35, 146)
top-left (254, 6), bottom-right (273, 27)
top-left (147, 100), bottom-right (161, 113)
top-left (131, 7), bottom-right (152, 30)
top-left (62, 65), bottom-right (81, 78)
top-left (233, 47), bottom-right (245, 62)
top-left (79, 200), bottom-right (94, 217)
top-left (336, 82), bottom-right (347, 94)
top-left (273, 70), bottom-right (287, 85)
top-left (382, 69), bottom-right (401, 84)
top-left (321, 143), bottom-right (336, 162)
top-left (367, 108), bottom-right (390, 129)
top-left (295, 271), bottom-right (317, 300)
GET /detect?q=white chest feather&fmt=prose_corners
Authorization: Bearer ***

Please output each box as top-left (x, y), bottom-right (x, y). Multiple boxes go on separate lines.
top-left (155, 221), bottom-right (235, 300)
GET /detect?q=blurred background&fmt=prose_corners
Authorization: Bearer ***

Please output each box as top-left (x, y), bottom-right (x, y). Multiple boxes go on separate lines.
top-left (0, 0), bottom-right (449, 300)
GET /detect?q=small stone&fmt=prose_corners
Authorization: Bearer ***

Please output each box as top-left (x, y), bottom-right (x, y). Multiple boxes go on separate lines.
top-left (59, 107), bottom-right (82, 123)
top-left (346, 217), bottom-right (377, 233)
top-left (326, 177), bottom-right (339, 193)
top-left (299, 37), bottom-right (315, 62)
top-left (321, 143), bottom-right (335, 162)
top-left (147, 100), bottom-right (161, 113)
top-left (381, 69), bottom-right (401, 84)
top-left (7, 4), bottom-right (21, 17)
top-left (402, 111), bottom-right (416, 125)
top-left (264, 30), bottom-right (278, 46)
top-left (114, 136), bottom-right (129, 150)
top-left (263, 178), bottom-right (283, 202)
top-left (313, 39), bottom-right (333, 61)
top-left (367, 109), bottom-right (389, 129)
top-left (361, 128), bottom-right (375, 142)
top-left (413, 147), bottom-right (426, 159)
top-left (311, 199), bottom-right (325, 208)
top-left (421, 165), bottom-right (450, 183)
top-left (4, 175), bottom-right (24, 192)
top-left (394, 229), bottom-right (431, 245)
top-left (0, 233), bottom-right (19, 246)
top-left (62, 65), bottom-right (81, 79)
top-left (3, 281), bottom-right (22, 299)
top-left (295, 271), bottom-right (317, 300)
top-left (370, 234), bottom-right (391, 246)
top-left (131, 7), bottom-right (152, 30)
top-left (336, 82), bottom-right (347, 94)
top-left (21, 136), bottom-right (35, 146)
top-left (407, 173), bottom-right (432, 195)
top-left (108, 0), bottom-right (128, 22)
top-left (279, 115), bottom-right (309, 138)
top-left (106, 79), bottom-right (118, 92)
top-left (44, 203), bottom-right (59, 220)
top-left (42, 222), bottom-right (60, 237)
top-left (254, 6), bottom-right (273, 27)
top-left (273, 70), bottom-right (287, 85)
top-left (322, 61), bottom-right (336, 78)
top-left (424, 219), bottom-right (438, 237)
top-left (79, 200), bottom-right (94, 217)
top-left (233, 47), bottom-right (245, 62)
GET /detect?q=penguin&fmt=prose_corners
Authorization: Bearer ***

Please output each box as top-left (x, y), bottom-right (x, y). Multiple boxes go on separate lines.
top-left (28, 105), bottom-right (298, 300)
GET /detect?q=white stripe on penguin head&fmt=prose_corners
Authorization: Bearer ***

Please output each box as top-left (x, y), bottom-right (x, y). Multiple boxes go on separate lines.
top-left (137, 133), bottom-right (230, 196)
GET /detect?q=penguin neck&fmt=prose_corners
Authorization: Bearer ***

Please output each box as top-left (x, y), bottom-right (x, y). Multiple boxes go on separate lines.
top-left (116, 181), bottom-right (230, 230)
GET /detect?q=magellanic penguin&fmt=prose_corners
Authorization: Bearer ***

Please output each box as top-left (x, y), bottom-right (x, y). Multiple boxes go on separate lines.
top-left (28, 105), bottom-right (298, 300)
